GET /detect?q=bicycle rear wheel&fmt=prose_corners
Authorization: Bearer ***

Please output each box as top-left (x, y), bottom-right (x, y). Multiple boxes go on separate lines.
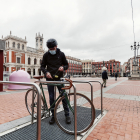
top-left (25, 89), bottom-right (45, 119)
top-left (54, 93), bottom-right (95, 135)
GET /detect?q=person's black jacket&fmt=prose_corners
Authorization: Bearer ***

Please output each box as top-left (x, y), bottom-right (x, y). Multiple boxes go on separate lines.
top-left (102, 71), bottom-right (108, 79)
top-left (40, 48), bottom-right (68, 81)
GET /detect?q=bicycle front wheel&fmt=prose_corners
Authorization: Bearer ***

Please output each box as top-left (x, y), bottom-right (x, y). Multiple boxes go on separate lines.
top-left (54, 93), bottom-right (95, 135)
top-left (25, 89), bottom-right (45, 119)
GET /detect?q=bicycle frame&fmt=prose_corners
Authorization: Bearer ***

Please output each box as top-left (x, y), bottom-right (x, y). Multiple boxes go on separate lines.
top-left (38, 82), bottom-right (74, 114)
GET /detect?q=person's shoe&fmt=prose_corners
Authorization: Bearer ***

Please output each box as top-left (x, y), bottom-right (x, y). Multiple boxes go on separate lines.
top-left (49, 117), bottom-right (55, 124)
top-left (66, 116), bottom-right (71, 124)
top-left (104, 86), bottom-right (106, 87)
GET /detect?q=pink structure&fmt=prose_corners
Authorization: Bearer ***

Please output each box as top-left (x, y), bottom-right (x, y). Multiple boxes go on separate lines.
top-left (8, 70), bottom-right (30, 89)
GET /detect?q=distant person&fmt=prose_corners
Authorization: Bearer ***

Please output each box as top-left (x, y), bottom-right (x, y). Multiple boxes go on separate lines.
top-left (115, 72), bottom-right (118, 81)
top-left (102, 69), bottom-right (108, 87)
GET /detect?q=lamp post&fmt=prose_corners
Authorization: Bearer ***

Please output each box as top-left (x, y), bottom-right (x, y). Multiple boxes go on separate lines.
top-left (131, 42), bottom-right (139, 66)
top-left (130, 42), bottom-right (140, 76)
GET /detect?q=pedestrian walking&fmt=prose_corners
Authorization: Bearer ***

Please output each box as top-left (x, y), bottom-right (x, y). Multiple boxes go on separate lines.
top-left (115, 72), bottom-right (118, 81)
top-left (40, 38), bottom-right (71, 125)
top-left (102, 67), bottom-right (108, 88)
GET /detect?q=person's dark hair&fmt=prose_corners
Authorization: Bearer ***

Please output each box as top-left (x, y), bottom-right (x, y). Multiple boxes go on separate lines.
top-left (46, 39), bottom-right (58, 48)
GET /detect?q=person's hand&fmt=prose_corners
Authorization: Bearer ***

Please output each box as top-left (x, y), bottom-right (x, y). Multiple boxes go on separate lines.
top-left (58, 66), bottom-right (63, 71)
top-left (46, 72), bottom-right (53, 79)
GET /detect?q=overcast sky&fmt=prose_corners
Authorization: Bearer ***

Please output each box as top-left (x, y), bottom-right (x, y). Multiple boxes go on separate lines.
top-left (1, 0), bottom-right (140, 64)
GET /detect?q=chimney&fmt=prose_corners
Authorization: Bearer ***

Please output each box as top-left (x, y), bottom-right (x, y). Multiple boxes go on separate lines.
top-left (10, 31), bottom-right (12, 35)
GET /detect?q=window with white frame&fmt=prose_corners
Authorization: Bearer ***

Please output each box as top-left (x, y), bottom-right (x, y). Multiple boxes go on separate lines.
top-left (17, 57), bottom-right (20, 63)
top-left (22, 44), bottom-right (24, 50)
top-left (17, 43), bottom-right (20, 49)
top-left (13, 42), bottom-right (15, 48)
top-left (4, 57), bottom-right (6, 63)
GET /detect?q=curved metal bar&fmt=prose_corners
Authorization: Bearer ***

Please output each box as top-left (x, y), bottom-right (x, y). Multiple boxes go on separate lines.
top-left (0, 81), bottom-right (41, 140)
top-left (72, 83), bottom-right (77, 140)
top-left (71, 80), bottom-right (103, 115)
top-left (71, 81), bottom-right (93, 103)
top-left (87, 81), bottom-right (103, 115)
top-left (34, 80), bottom-right (77, 140)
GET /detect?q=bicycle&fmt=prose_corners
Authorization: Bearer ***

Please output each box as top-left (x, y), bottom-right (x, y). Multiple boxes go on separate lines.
top-left (25, 76), bottom-right (95, 135)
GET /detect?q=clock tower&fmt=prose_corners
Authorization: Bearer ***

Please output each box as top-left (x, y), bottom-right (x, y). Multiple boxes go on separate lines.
top-left (35, 32), bottom-right (43, 50)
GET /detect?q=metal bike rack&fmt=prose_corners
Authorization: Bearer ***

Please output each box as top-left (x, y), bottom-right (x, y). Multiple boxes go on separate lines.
top-left (0, 81), bottom-right (41, 140)
top-left (0, 79), bottom-right (102, 140)
top-left (71, 80), bottom-right (103, 115)
top-left (34, 80), bottom-right (77, 140)
top-left (88, 81), bottom-right (103, 115)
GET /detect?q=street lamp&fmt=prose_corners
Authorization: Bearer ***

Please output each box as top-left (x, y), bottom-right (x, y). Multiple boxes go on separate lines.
top-left (131, 42), bottom-right (139, 66)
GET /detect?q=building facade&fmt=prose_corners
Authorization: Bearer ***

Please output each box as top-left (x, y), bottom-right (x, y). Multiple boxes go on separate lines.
top-left (126, 56), bottom-right (140, 77)
top-left (92, 59), bottom-right (121, 76)
top-left (2, 32), bottom-right (122, 78)
top-left (82, 59), bottom-right (94, 76)
top-left (2, 32), bottom-right (45, 77)
top-left (2, 32), bottom-right (82, 77)
top-left (66, 56), bottom-right (82, 76)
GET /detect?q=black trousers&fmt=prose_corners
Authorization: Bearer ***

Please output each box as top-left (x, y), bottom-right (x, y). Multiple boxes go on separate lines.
top-left (47, 83), bottom-right (69, 117)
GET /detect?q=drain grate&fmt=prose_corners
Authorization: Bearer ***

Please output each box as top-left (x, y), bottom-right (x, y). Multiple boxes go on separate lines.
top-left (0, 109), bottom-right (101, 140)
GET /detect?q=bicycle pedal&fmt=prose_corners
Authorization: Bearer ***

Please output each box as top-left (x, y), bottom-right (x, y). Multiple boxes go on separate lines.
top-left (42, 111), bottom-right (49, 118)
top-left (44, 113), bottom-right (50, 118)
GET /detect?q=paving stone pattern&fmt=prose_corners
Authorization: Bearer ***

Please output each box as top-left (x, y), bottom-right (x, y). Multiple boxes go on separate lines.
top-left (86, 78), bottom-right (140, 140)
top-left (1, 77), bottom-right (140, 140)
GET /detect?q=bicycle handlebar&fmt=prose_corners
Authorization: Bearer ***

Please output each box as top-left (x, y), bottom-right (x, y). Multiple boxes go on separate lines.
top-left (61, 78), bottom-right (73, 90)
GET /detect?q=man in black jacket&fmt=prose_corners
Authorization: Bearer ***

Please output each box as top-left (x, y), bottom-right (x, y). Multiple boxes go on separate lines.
top-left (102, 69), bottom-right (108, 87)
top-left (40, 38), bottom-right (71, 124)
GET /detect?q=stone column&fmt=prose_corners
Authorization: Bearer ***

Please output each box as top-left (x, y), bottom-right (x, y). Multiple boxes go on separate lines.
top-left (9, 66), bottom-right (11, 73)
top-left (31, 69), bottom-right (33, 78)
top-left (35, 68), bottom-right (38, 76)
top-left (9, 50), bottom-right (11, 63)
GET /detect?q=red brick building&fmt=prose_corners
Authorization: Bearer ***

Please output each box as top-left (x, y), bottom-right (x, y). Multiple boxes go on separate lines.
top-left (92, 59), bottom-right (121, 76)
top-left (66, 56), bottom-right (82, 76)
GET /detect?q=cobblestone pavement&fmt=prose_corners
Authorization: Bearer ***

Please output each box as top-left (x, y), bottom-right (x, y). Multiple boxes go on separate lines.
top-left (86, 77), bottom-right (140, 140)
top-left (1, 77), bottom-right (140, 140)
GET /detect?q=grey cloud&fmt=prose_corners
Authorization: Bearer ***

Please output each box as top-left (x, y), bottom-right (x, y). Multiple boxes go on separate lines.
top-left (0, 0), bottom-right (140, 64)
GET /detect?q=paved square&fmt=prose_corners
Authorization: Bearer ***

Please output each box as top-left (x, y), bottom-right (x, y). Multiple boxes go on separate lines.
top-left (1, 77), bottom-right (140, 140)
